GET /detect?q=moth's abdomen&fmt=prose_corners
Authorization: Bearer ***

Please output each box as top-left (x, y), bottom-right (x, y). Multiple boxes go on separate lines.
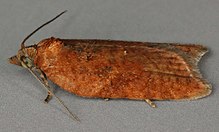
top-left (34, 38), bottom-right (211, 100)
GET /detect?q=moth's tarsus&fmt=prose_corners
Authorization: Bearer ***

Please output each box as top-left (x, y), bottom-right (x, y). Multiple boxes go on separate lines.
top-left (104, 98), bottom-right (109, 101)
top-left (145, 99), bottom-right (157, 108)
top-left (44, 92), bottom-right (53, 103)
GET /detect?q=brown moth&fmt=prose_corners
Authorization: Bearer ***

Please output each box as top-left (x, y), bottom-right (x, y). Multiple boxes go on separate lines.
top-left (8, 11), bottom-right (212, 121)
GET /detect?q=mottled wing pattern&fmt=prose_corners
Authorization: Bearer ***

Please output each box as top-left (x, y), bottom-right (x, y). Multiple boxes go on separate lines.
top-left (34, 38), bottom-right (211, 100)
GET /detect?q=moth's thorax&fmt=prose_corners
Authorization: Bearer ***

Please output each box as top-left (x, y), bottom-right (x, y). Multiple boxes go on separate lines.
top-left (36, 37), bottom-right (63, 53)
top-left (34, 37), bottom-right (63, 67)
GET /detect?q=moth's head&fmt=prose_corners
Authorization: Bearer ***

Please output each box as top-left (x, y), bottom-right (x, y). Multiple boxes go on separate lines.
top-left (8, 10), bottom-right (67, 68)
top-left (8, 45), bottom-right (37, 68)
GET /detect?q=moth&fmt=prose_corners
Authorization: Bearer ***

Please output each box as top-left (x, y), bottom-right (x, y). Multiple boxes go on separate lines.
top-left (9, 11), bottom-right (212, 121)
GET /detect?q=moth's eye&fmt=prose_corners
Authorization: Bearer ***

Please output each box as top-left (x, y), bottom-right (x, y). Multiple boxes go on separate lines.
top-left (20, 56), bottom-right (27, 63)
top-left (20, 56), bottom-right (33, 68)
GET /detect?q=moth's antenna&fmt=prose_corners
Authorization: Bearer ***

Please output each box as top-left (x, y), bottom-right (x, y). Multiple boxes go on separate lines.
top-left (20, 10), bottom-right (67, 49)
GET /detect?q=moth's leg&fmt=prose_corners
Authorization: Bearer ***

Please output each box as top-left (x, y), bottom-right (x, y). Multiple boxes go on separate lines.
top-left (36, 69), bottom-right (53, 103)
top-left (44, 91), bottom-right (53, 103)
top-left (145, 99), bottom-right (157, 108)
top-left (104, 98), bottom-right (109, 101)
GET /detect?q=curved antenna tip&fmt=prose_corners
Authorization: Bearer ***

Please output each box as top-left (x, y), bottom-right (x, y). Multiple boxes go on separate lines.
top-left (20, 10), bottom-right (68, 49)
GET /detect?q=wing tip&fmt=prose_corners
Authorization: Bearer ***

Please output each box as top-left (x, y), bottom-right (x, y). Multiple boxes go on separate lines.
top-left (189, 82), bottom-right (212, 100)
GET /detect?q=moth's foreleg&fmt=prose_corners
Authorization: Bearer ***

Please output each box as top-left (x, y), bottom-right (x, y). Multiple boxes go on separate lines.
top-left (44, 91), bottom-right (53, 103)
top-left (37, 69), bottom-right (53, 103)
top-left (145, 99), bottom-right (157, 108)
top-left (25, 65), bottom-right (80, 121)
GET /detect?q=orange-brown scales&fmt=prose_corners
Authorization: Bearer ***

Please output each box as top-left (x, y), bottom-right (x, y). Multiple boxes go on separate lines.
top-left (23, 37), bottom-right (211, 101)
